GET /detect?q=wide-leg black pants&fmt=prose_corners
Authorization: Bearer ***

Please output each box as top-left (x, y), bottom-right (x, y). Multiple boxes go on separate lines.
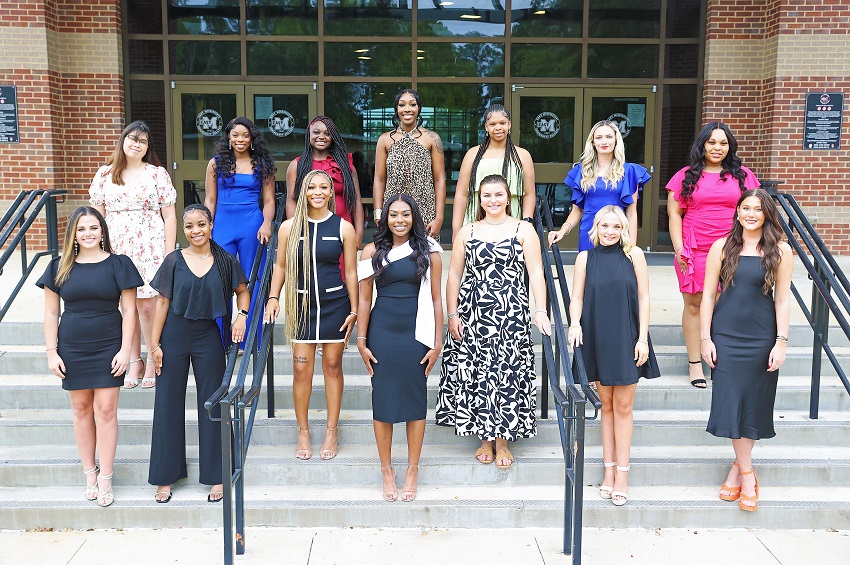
top-left (148, 313), bottom-right (224, 486)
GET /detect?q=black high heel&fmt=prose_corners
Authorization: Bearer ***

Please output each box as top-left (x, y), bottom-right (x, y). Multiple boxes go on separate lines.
top-left (689, 360), bottom-right (707, 389)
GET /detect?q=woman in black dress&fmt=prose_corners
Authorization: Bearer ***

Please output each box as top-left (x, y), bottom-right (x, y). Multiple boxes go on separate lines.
top-left (265, 169), bottom-right (358, 461)
top-left (357, 194), bottom-right (443, 502)
top-left (38, 206), bottom-right (143, 507)
top-left (568, 205), bottom-right (660, 507)
top-left (148, 204), bottom-right (250, 503)
top-left (700, 189), bottom-right (793, 512)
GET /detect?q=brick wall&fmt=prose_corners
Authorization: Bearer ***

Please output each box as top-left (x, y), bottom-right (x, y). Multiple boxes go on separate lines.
top-left (704, 0), bottom-right (850, 253)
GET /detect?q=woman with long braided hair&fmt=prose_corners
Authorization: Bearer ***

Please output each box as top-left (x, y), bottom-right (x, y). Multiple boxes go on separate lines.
top-left (266, 170), bottom-right (358, 461)
top-left (451, 104), bottom-right (536, 238)
top-left (285, 115), bottom-right (364, 247)
top-left (148, 204), bottom-right (250, 503)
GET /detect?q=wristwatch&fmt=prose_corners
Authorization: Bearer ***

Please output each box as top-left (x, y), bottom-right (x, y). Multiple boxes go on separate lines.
top-left (374, 208), bottom-right (382, 222)
top-left (523, 216), bottom-right (534, 223)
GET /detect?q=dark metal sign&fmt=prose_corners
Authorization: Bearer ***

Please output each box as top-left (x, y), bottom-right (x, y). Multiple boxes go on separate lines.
top-left (0, 85), bottom-right (20, 144)
top-left (803, 92), bottom-right (843, 150)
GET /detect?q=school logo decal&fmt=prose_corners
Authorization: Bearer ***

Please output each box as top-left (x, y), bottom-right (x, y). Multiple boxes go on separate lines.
top-left (268, 110), bottom-right (295, 137)
top-left (607, 113), bottom-right (631, 138)
top-left (534, 112), bottom-right (560, 139)
top-left (195, 109), bottom-right (223, 137)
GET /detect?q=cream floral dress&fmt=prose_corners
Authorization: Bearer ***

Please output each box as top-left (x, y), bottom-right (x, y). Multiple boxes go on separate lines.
top-left (89, 163), bottom-right (176, 298)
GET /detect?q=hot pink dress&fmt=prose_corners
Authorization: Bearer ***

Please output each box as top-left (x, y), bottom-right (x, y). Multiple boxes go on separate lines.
top-left (666, 166), bottom-right (759, 293)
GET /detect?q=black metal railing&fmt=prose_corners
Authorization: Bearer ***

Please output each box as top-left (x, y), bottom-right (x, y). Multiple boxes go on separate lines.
top-left (0, 189), bottom-right (66, 322)
top-left (533, 195), bottom-right (601, 563)
top-left (766, 187), bottom-right (850, 418)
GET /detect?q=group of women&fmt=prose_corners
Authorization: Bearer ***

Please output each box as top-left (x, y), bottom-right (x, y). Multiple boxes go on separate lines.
top-left (40, 87), bottom-right (791, 513)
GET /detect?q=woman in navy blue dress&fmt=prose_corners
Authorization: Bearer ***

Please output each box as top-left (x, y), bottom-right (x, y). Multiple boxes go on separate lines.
top-left (357, 194), bottom-right (443, 502)
top-left (548, 120), bottom-right (651, 251)
top-left (266, 169), bottom-right (358, 461)
top-left (205, 116), bottom-right (276, 349)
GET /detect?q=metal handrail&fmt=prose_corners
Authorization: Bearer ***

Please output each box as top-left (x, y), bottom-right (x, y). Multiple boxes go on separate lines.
top-left (0, 189), bottom-right (65, 322)
top-left (533, 195), bottom-right (601, 563)
top-left (768, 190), bottom-right (850, 418)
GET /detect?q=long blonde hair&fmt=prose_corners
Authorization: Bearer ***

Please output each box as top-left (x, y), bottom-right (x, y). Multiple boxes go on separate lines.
top-left (283, 169), bottom-right (336, 345)
top-left (588, 205), bottom-right (633, 256)
top-left (580, 120), bottom-right (625, 191)
top-left (56, 206), bottom-right (113, 287)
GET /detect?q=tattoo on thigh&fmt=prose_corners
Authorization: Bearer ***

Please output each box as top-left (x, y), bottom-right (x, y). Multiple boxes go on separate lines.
top-left (294, 355), bottom-right (308, 364)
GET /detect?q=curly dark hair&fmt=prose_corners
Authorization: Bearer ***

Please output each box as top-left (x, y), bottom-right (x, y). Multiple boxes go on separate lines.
top-left (212, 116), bottom-right (276, 190)
top-left (680, 122), bottom-right (749, 202)
top-left (371, 194), bottom-right (432, 283)
top-left (293, 116), bottom-right (357, 217)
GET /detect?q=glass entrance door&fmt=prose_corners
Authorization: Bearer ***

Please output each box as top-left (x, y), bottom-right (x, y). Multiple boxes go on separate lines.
top-left (512, 86), bottom-right (657, 249)
top-left (171, 82), bottom-right (317, 233)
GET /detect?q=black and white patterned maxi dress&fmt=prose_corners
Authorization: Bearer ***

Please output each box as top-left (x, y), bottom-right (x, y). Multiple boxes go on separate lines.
top-left (435, 224), bottom-right (537, 441)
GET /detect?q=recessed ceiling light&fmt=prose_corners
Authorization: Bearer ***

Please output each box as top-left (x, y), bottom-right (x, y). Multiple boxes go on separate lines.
top-left (460, 14), bottom-right (482, 19)
top-left (417, 56), bottom-right (425, 60)
top-left (534, 10), bottom-right (546, 15)
top-left (417, 49), bottom-right (425, 53)
top-left (354, 48), bottom-right (369, 53)
top-left (439, 1), bottom-right (454, 5)
top-left (358, 56), bottom-right (372, 60)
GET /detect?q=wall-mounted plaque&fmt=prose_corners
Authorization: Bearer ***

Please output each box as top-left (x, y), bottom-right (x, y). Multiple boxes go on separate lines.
top-left (0, 85), bottom-right (20, 144)
top-left (803, 92), bottom-right (843, 150)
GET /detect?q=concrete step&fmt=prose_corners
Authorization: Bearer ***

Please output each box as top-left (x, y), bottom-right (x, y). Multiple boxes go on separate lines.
top-left (1, 484), bottom-right (847, 531)
top-left (3, 374), bottom-right (849, 412)
top-left (2, 408), bottom-right (848, 447)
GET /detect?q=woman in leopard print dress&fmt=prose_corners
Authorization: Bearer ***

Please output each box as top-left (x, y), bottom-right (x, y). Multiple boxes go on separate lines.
top-left (374, 89), bottom-right (447, 241)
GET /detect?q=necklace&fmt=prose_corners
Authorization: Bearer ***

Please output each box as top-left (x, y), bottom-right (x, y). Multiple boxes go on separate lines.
top-left (186, 249), bottom-right (212, 259)
top-left (483, 217), bottom-right (509, 226)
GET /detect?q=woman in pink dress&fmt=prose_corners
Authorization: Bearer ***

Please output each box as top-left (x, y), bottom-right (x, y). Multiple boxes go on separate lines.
top-left (90, 121), bottom-right (177, 389)
top-left (666, 122), bottom-right (759, 388)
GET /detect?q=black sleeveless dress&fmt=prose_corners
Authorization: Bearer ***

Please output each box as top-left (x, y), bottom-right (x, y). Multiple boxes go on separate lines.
top-left (579, 243), bottom-right (660, 385)
top-left (707, 256), bottom-right (778, 440)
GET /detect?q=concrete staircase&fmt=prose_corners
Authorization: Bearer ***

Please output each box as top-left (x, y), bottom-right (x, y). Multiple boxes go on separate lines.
top-left (1, 321), bottom-right (849, 531)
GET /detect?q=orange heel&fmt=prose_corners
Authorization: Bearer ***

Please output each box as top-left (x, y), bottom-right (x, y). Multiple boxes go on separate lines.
top-left (719, 461), bottom-right (742, 501)
top-left (738, 468), bottom-right (759, 512)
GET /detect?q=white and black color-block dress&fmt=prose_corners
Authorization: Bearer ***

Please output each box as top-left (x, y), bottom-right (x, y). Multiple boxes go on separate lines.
top-left (293, 212), bottom-right (349, 343)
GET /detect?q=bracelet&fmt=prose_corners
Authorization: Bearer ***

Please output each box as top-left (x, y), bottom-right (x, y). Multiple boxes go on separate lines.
top-left (151, 344), bottom-right (162, 354)
top-left (46, 346), bottom-right (57, 351)
top-left (701, 337), bottom-right (712, 341)
top-left (447, 312), bottom-right (459, 319)
top-left (535, 309), bottom-right (547, 314)
top-left (569, 324), bottom-right (581, 330)
top-left (674, 247), bottom-right (683, 255)
top-left (349, 311), bottom-right (357, 316)
top-left (637, 339), bottom-right (647, 345)
top-left (776, 335), bottom-right (788, 342)
top-left (268, 296), bottom-right (279, 301)
top-left (564, 222), bottom-right (573, 234)
top-left (357, 336), bottom-right (367, 341)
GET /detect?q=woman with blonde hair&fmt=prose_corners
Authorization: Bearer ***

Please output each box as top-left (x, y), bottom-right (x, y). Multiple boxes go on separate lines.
top-left (548, 120), bottom-right (650, 251)
top-left (37, 206), bottom-right (143, 507)
top-left (265, 169), bottom-right (358, 460)
top-left (568, 205), bottom-right (660, 506)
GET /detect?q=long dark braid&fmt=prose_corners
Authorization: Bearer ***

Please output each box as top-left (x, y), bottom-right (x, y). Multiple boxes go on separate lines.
top-left (681, 122), bottom-right (748, 202)
top-left (466, 104), bottom-right (525, 220)
top-left (293, 116), bottom-right (357, 216)
top-left (213, 116), bottom-right (277, 190)
top-left (371, 194), bottom-right (431, 283)
top-left (183, 203), bottom-right (235, 308)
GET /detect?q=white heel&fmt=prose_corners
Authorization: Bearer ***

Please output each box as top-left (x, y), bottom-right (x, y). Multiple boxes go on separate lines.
top-left (84, 465), bottom-right (100, 501)
top-left (612, 465), bottom-right (630, 507)
top-left (599, 461), bottom-right (616, 499)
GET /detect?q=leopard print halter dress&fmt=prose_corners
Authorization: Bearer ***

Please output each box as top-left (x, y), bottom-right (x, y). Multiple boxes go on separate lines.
top-left (385, 130), bottom-right (438, 240)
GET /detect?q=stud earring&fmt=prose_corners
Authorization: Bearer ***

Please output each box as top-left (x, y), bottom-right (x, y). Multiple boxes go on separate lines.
top-left (100, 236), bottom-right (105, 250)
top-left (250, 142), bottom-right (254, 151)
top-left (229, 141), bottom-right (232, 150)
top-left (74, 240), bottom-right (79, 255)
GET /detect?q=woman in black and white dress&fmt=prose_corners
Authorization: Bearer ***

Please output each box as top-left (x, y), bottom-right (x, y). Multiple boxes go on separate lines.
top-left (266, 169), bottom-right (358, 461)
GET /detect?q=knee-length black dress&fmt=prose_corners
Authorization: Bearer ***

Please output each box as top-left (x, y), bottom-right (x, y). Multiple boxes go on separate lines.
top-left (36, 254), bottom-right (143, 390)
top-left (367, 256), bottom-right (430, 423)
top-left (294, 213), bottom-right (349, 343)
top-left (707, 256), bottom-right (778, 440)
top-left (579, 243), bottom-right (660, 385)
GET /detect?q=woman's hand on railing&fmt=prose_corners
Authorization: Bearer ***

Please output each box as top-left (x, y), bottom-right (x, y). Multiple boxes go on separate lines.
top-left (264, 298), bottom-right (280, 324)
top-left (448, 316), bottom-right (463, 341)
top-left (420, 347), bottom-right (441, 376)
top-left (256, 221), bottom-right (272, 245)
top-left (231, 315), bottom-right (246, 344)
top-left (533, 310), bottom-right (551, 336)
top-left (47, 350), bottom-right (65, 379)
top-left (357, 341), bottom-right (377, 376)
top-left (568, 325), bottom-right (583, 348)
top-left (547, 229), bottom-right (565, 246)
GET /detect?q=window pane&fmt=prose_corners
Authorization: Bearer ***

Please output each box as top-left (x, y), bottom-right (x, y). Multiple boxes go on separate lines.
top-left (180, 93), bottom-right (237, 160)
top-left (168, 0), bottom-right (240, 35)
top-left (247, 42), bottom-right (318, 75)
top-left (129, 81), bottom-right (167, 158)
top-left (511, 44), bottom-right (580, 78)
top-left (517, 95), bottom-right (576, 164)
top-left (417, 43), bottom-right (504, 78)
top-left (589, 96), bottom-right (648, 165)
top-left (587, 44), bottom-right (658, 78)
top-left (511, 0), bottom-right (582, 38)
top-left (588, 0), bottom-right (661, 38)
top-left (128, 0), bottom-right (163, 34)
top-left (128, 40), bottom-right (163, 74)
top-left (418, 0), bottom-right (506, 37)
top-left (247, 0), bottom-right (318, 36)
top-left (253, 93), bottom-right (311, 161)
top-left (657, 84), bottom-right (698, 246)
top-left (324, 0), bottom-right (412, 36)
top-left (169, 41), bottom-right (241, 75)
top-left (665, 44), bottom-right (698, 79)
top-left (324, 42), bottom-right (411, 77)
top-left (666, 0), bottom-right (702, 38)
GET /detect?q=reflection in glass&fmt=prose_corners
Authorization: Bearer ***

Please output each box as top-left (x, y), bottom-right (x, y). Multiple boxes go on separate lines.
top-left (418, 0), bottom-right (506, 37)
top-left (417, 43), bottom-right (504, 78)
top-left (517, 96), bottom-right (575, 164)
top-left (247, 0), bottom-right (318, 36)
top-left (324, 0), bottom-right (412, 36)
top-left (168, 0), bottom-right (240, 35)
top-left (666, 0), bottom-right (702, 38)
top-left (170, 41), bottom-right (240, 75)
top-left (588, 0), bottom-right (661, 38)
top-left (511, 0), bottom-right (582, 38)
top-left (511, 43), bottom-right (580, 78)
top-left (253, 93), bottom-right (310, 161)
top-left (129, 81), bottom-right (167, 157)
top-left (325, 43), bottom-right (411, 77)
top-left (128, 0), bottom-right (163, 34)
top-left (589, 97), bottom-right (647, 163)
top-left (180, 93), bottom-right (237, 161)
top-left (128, 40), bottom-right (164, 74)
top-left (247, 42), bottom-right (318, 75)
top-left (664, 44), bottom-right (698, 78)
top-left (587, 44), bottom-right (658, 78)
top-left (657, 84), bottom-right (698, 246)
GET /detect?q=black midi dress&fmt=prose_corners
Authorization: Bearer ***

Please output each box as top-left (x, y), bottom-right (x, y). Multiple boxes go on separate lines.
top-left (579, 243), bottom-right (660, 385)
top-left (707, 256), bottom-right (778, 440)
top-left (36, 254), bottom-right (143, 390)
